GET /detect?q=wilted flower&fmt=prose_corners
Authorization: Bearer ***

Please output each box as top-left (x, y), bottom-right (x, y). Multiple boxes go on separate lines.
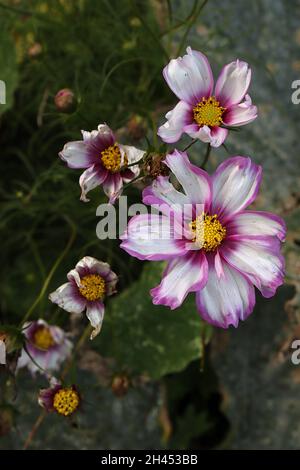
top-left (158, 47), bottom-right (257, 147)
top-left (39, 379), bottom-right (80, 417)
top-left (17, 319), bottom-right (72, 375)
top-left (0, 333), bottom-right (6, 365)
top-left (121, 151), bottom-right (285, 328)
top-left (59, 124), bottom-right (145, 203)
top-left (49, 256), bottom-right (118, 339)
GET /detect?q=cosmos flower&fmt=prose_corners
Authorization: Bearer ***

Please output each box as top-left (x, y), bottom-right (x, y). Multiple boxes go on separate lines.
top-left (38, 378), bottom-right (81, 417)
top-left (59, 123), bottom-right (145, 203)
top-left (17, 319), bottom-right (72, 375)
top-left (120, 150), bottom-right (285, 328)
top-left (49, 256), bottom-right (118, 339)
top-left (158, 47), bottom-right (257, 147)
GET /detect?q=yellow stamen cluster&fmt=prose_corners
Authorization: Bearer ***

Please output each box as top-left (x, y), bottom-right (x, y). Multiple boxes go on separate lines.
top-left (193, 96), bottom-right (225, 127)
top-left (33, 327), bottom-right (55, 350)
top-left (101, 144), bottom-right (128, 173)
top-left (53, 388), bottom-right (80, 416)
top-left (189, 212), bottom-right (226, 251)
top-left (79, 274), bottom-right (106, 301)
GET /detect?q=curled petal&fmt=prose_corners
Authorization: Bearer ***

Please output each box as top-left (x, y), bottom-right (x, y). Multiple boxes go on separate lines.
top-left (151, 251), bottom-right (208, 309)
top-left (224, 94), bottom-right (257, 126)
top-left (196, 257), bottom-right (256, 328)
top-left (211, 156), bottom-right (262, 223)
top-left (86, 301), bottom-right (105, 340)
top-left (143, 175), bottom-right (190, 216)
top-left (215, 60), bottom-right (251, 107)
top-left (157, 101), bottom-right (192, 144)
top-left (49, 282), bottom-right (86, 313)
top-left (59, 141), bottom-right (94, 169)
top-left (79, 165), bottom-right (108, 202)
top-left (163, 47), bottom-right (213, 105)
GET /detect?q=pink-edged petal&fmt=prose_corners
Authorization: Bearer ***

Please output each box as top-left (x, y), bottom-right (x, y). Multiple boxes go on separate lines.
top-left (157, 100), bottom-right (193, 143)
top-left (120, 214), bottom-right (188, 261)
top-left (73, 256), bottom-right (118, 295)
top-left (79, 164), bottom-right (108, 202)
top-left (59, 141), bottom-right (94, 169)
top-left (150, 251), bottom-right (208, 309)
top-left (143, 175), bottom-right (190, 216)
top-left (184, 124), bottom-right (228, 148)
top-left (86, 301), bottom-right (105, 339)
top-left (119, 144), bottom-right (143, 179)
top-left (196, 256), bottom-right (255, 328)
top-left (102, 173), bottom-right (123, 204)
top-left (164, 150), bottom-right (212, 208)
top-left (221, 236), bottom-right (285, 298)
top-left (163, 47), bottom-right (213, 105)
top-left (211, 156), bottom-right (262, 223)
top-left (49, 282), bottom-right (86, 313)
top-left (223, 94), bottom-right (257, 127)
top-left (84, 124), bottom-right (115, 151)
top-left (226, 211), bottom-right (286, 241)
top-left (215, 60), bottom-right (251, 107)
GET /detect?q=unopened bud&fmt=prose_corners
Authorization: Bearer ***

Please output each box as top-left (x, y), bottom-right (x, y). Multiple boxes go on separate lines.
top-left (28, 42), bottom-right (42, 58)
top-left (111, 374), bottom-right (130, 397)
top-left (54, 88), bottom-right (76, 113)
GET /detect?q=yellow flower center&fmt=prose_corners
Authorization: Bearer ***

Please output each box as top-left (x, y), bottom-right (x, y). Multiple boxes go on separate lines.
top-left (101, 144), bottom-right (128, 173)
top-left (33, 327), bottom-right (55, 350)
top-left (193, 96), bottom-right (226, 127)
top-left (79, 274), bottom-right (105, 301)
top-left (189, 212), bottom-right (226, 251)
top-left (53, 388), bottom-right (80, 416)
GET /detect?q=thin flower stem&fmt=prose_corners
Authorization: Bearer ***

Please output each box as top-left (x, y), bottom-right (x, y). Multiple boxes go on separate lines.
top-left (23, 410), bottom-right (47, 450)
top-left (19, 216), bottom-right (76, 327)
top-left (200, 144), bottom-right (211, 169)
top-left (182, 138), bottom-right (198, 152)
top-left (121, 175), bottom-right (144, 193)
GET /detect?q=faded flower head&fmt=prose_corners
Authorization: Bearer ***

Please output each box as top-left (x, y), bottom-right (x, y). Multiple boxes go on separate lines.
top-left (59, 124), bottom-right (145, 203)
top-left (49, 256), bottom-right (118, 339)
top-left (17, 319), bottom-right (72, 375)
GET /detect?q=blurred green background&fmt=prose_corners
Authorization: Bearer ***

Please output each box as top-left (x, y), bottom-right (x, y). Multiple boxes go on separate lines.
top-left (0, 0), bottom-right (299, 450)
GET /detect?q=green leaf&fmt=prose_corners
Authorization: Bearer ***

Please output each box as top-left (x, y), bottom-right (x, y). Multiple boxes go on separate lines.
top-left (95, 262), bottom-right (212, 379)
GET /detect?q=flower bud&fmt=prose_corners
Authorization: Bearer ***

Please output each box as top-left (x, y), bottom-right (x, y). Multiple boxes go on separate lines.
top-left (54, 88), bottom-right (76, 113)
top-left (111, 374), bottom-right (130, 397)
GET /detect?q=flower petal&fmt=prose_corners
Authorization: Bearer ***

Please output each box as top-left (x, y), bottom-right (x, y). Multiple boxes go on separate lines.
top-left (120, 214), bottom-right (188, 261)
top-left (163, 47), bottom-right (213, 105)
top-left (143, 175), bottom-right (190, 216)
top-left (226, 211), bottom-right (286, 241)
top-left (102, 173), bottom-right (123, 204)
top-left (157, 100), bottom-right (192, 143)
top-left (164, 150), bottom-right (212, 208)
top-left (150, 251), bottom-right (208, 309)
top-left (59, 141), bottom-right (94, 169)
top-left (86, 301), bottom-right (105, 339)
top-left (215, 60), bottom-right (251, 107)
top-left (196, 256), bottom-right (255, 328)
top-left (79, 164), bottom-right (108, 202)
top-left (211, 156), bottom-right (262, 223)
top-left (184, 124), bottom-right (228, 148)
top-left (221, 236), bottom-right (285, 298)
top-left (49, 282), bottom-right (86, 313)
top-left (223, 94), bottom-right (257, 126)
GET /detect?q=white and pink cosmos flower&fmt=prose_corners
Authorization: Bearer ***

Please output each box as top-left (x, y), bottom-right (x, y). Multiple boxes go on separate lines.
top-left (120, 150), bottom-right (285, 328)
top-left (49, 256), bottom-right (118, 339)
top-left (158, 47), bottom-right (257, 147)
top-left (59, 124), bottom-right (145, 204)
top-left (17, 319), bottom-right (72, 375)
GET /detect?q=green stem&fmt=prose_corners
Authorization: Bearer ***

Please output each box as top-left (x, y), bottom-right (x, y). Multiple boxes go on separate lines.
top-left (200, 144), bottom-right (211, 169)
top-left (19, 216), bottom-right (76, 327)
top-left (182, 138), bottom-right (198, 152)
